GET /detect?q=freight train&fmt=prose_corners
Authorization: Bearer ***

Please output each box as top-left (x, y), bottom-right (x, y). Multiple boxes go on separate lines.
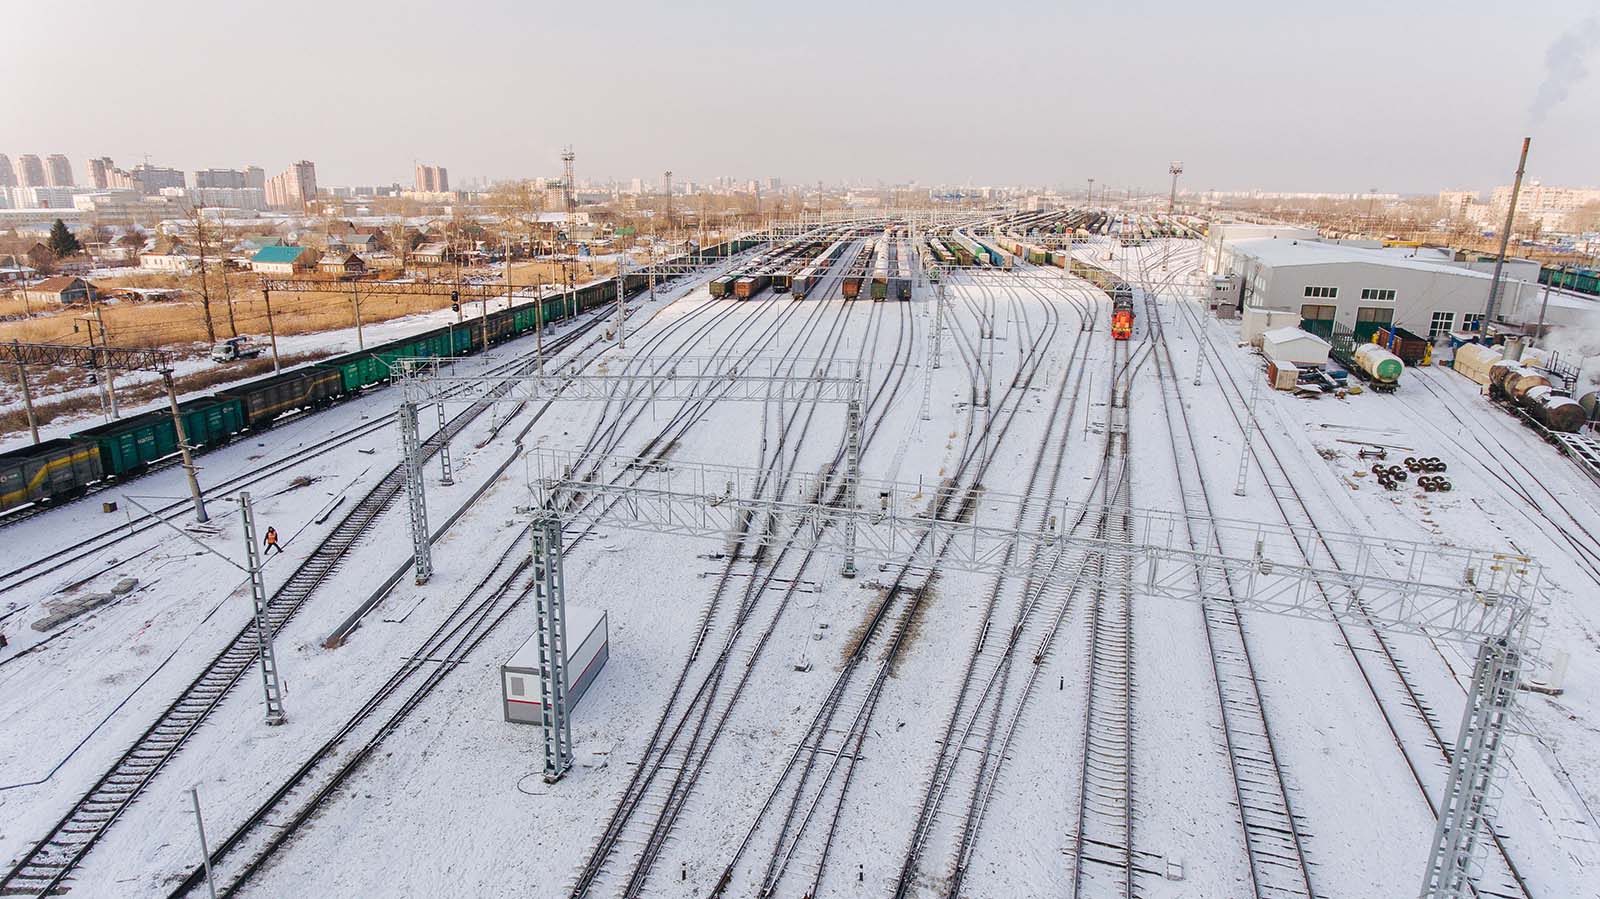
top-left (1488, 360), bottom-right (1587, 432)
top-left (0, 239), bottom-right (762, 516)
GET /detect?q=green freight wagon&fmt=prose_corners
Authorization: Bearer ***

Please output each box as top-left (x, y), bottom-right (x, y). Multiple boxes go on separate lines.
top-left (72, 396), bottom-right (245, 476)
top-left (317, 350), bottom-right (390, 392)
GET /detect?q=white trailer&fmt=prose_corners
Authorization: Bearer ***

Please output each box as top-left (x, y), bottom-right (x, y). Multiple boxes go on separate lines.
top-left (502, 606), bottom-right (608, 725)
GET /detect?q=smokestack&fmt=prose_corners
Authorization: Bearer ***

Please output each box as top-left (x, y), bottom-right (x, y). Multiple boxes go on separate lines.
top-left (1484, 137), bottom-right (1530, 329)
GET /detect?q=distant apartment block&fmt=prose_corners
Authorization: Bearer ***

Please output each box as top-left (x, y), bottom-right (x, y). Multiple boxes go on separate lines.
top-left (0, 154), bottom-right (14, 187)
top-left (45, 154), bottom-right (74, 187)
top-left (130, 164), bottom-right (185, 196)
top-left (87, 157), bottom-right (115, 188)
top-left (196, 168), bottom-right (245, 189)
top-left (1489, 181), bottom-right (1600, 231)
top-left (265, 160), bottom-right (317, 210)
top-left (414, 163), bottom-right (449, 193)
top-left (14, 155), bottom-right (46, 187)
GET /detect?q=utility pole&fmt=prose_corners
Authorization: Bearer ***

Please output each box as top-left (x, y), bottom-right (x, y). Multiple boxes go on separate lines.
top-left (165, 368), bottom-right (209, 523)
top-left (1485, 137), bottom-right (1531, 329)
top-left (189, 787), bottom-right (218, 899)
top-left (238, 491), bottom-right (286, 724)
top-left (349, 280), bottom-right (365, 350)
top-left (94, 300), bottom-right (119, 419)
top-left (261, 287), bottom-right (281, 373)
top-left (11, 340), bottom-right (39, 444)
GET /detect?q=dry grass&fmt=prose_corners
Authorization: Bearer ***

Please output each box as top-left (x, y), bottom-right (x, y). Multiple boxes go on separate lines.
top-left (0, 351), bottom-right (326, 436)
top-left (1, 260), bottom-right (618, 353)
top-left (506, 259), bottom-right (616, 287)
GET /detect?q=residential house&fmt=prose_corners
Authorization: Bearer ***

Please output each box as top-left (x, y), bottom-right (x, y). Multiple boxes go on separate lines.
top-left (236, 235), bottom-right (286, 253)
top-left (250, 245), bottom-right (316, 275)
top-left (0, 264), bottom-right (37, 283)
top-left (318, 252), bottom-right (366, 275)
top-left (22, 275), bottom-right (99, 305)
top-left (411, 241), bottom-right (452, 265)
top-left (140, 252), bottom-right (196, 274)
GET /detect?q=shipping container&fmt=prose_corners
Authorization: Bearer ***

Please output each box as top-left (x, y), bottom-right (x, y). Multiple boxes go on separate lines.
top-left (502, 607), bottom-right (609, 724)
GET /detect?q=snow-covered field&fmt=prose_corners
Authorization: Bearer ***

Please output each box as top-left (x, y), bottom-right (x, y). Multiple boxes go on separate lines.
top-left (0, 236), bottom-right (1595, 898)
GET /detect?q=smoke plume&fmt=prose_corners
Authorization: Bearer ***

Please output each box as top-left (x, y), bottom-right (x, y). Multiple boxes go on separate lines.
top-left (1529, 16), bottom-right (1600, 125)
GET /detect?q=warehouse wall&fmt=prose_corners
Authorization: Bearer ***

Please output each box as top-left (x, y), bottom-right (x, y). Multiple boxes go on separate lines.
top-left (1254, 261), bottom-right (1490, 337)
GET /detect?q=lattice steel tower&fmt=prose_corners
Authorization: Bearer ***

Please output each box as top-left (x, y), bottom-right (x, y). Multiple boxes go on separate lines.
top-left (1168, 161), bottom-right (1184, 213)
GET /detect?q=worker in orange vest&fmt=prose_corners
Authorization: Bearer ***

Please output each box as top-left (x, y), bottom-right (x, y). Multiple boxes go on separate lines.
top-left (263, 526), bottom-right (282, 556)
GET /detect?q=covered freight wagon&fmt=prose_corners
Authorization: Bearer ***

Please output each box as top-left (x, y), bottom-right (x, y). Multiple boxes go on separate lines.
top-left (502, 607), bottom-right (609, 724)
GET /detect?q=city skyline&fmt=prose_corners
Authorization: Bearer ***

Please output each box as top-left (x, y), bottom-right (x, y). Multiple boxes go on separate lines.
top-left (3, 1), bottom-right (1596, 194)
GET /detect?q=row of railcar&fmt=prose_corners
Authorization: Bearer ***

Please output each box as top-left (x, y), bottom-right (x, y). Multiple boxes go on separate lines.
top-left (792, 238), bottom-right (851, 299)
top-left (871, 237), bottom-right (890, 300)
top-left (890, 240), bottom-right (912, 300)
top-left (841, 241), bottom-right (875, 300)
top-left (1538, 266), bottom-right (1600, 298)
top-left (0, 238), bottom-right (764, 516)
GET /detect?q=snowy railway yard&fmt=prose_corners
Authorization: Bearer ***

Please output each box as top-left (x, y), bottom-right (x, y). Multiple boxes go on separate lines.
top-left (1, 221), bottom-right (1598, 899)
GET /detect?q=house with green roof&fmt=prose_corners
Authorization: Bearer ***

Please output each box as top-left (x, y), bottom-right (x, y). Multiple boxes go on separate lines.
top-left (249, 245), bottom-right (316, 275)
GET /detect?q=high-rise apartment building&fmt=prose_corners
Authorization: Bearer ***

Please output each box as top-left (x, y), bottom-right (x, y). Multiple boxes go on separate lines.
top-left (413, 163), bottom-right (448, 193)
top-left (265, 160), bottom-right (317, 209)
top-left (14, 155), bottom-right (46, 187)
top-left (130, 164), bottom-right (185, 196)
top-left (245, 166), bottom-right (265, 191)
top-left (88, 157), bottom-right (117, 189)
top-left (45, 154), bottom-right (74, 187)
top-left (196, 168), bottom-right (242, 189)
top-left (0, 155), bottom-right (14, 188)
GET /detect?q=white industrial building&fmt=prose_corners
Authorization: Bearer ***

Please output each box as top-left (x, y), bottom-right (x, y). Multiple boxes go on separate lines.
top-left (1210, 236), bottom-right (1516, 343)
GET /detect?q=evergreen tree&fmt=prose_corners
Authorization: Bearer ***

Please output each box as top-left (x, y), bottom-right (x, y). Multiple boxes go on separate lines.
top-left (46, 219), bottom-right (82, 258)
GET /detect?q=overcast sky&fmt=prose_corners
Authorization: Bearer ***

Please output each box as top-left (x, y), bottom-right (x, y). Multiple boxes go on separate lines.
top-left (4, 0), bottom-right (1596, 194)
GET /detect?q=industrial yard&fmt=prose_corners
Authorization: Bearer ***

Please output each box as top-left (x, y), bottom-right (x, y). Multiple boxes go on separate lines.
top-left (0, 211), bottom-right (1596, 899)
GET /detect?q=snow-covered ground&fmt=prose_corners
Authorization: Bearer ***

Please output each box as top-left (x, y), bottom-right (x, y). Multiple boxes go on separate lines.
top-left (0, 237), bottom-right (1595, 898)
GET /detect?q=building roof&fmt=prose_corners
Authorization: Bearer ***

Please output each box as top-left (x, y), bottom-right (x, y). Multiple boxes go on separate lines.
top-left (413, 241), bottom-right (449, 255)
top-left (1262, 326), bottom-right (1330, 347)
top-left (29, 276), bottom-right (90, 292)
top-left (252, 245), bottom-right (308, 264)
top-left (1228, 238), bottom-right (1495, 279)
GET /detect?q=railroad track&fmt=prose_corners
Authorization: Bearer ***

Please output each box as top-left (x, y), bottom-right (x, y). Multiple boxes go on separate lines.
top-left (1064, 331), bottom-right (1142, 899)
top-left (711, 270), bottom-right (1066, 898)
top-left (165, 531), bottom-right (537, 898)
top-left (893, 269), bottom-right (1102, 897)
top-left (153, 259), bottom-right (804, 897)
top-left (0, 301), bottom-right (626, 897)
top-left (569, 248), bottom-right (899, 897)
top-left (1157, 244), bottom-right (1534, 898)
top-left (1141, 264), bottom-right (1317, 899)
